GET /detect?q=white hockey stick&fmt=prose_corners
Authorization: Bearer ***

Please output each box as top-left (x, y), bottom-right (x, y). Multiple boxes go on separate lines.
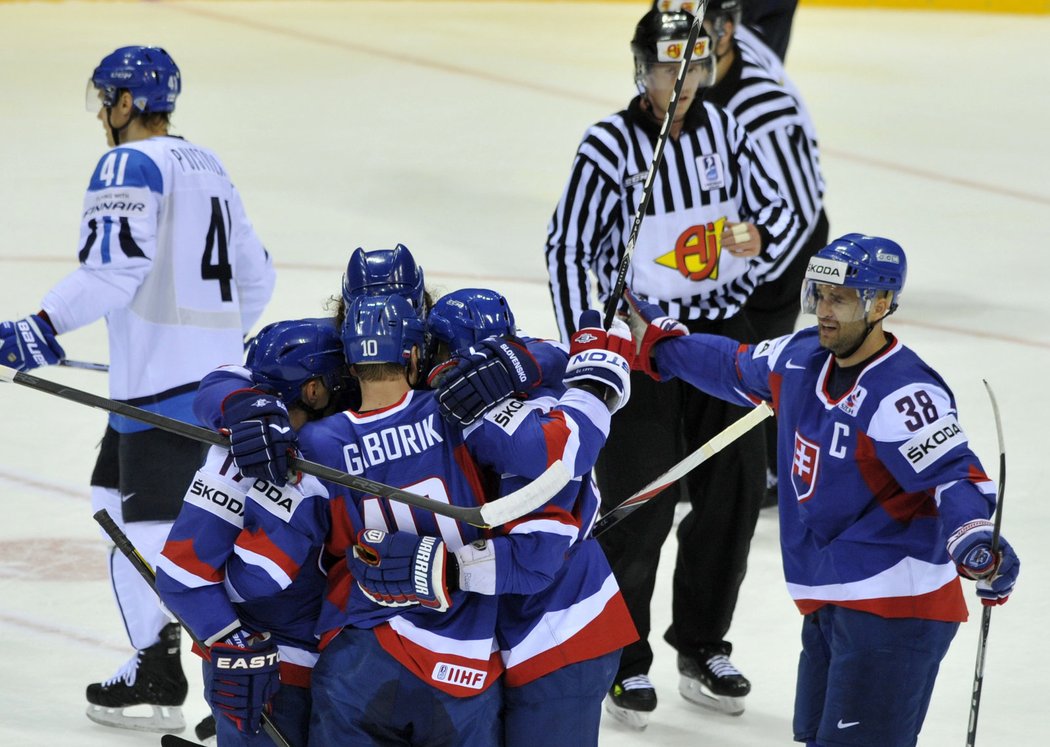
top-left (0, 365), bottom-right (568, 528)
top-left (593, 401), bottom-right (772, 537)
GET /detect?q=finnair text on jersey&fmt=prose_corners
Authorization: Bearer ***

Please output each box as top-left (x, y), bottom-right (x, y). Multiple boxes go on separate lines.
top-left (343, 414), bottom-right (444, 474)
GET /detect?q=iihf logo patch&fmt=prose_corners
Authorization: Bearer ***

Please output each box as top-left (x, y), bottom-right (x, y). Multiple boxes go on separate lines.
top-left (838, 386), bottom-right (867, 417)
top-left (697, 154), bottom-right (724, 190)
top-left (791, 433), bottom-right (820, 503)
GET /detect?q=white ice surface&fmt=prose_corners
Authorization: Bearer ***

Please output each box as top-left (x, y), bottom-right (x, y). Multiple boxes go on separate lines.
top-left (0, 2), bottom-right (1047, 745)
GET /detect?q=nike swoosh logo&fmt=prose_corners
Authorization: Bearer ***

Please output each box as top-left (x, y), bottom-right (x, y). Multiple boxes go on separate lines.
top-left (785, 360), bottom-right (805, 370)
top-left (837, 720), bottom-right (860, 729)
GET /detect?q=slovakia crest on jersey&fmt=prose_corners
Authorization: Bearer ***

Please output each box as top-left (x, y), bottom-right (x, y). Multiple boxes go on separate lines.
top-left (791, 433), bottom-right (820, 503)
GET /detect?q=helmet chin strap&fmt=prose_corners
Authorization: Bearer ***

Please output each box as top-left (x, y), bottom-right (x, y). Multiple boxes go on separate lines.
top-left (104, 106), bottom-right (132, 146)
top-left (839, 303), bottom-right (895, 360)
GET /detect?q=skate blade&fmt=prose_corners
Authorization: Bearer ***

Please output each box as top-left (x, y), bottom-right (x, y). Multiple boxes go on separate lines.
top-left (86, 703), bottom-right (187, 733)
top-left (678, 675), bottom-right (746, 716)
top-left (603, 696), bottom-right (651, 730)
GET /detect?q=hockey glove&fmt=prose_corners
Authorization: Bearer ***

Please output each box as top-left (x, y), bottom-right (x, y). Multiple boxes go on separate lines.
top-left (349, 528), bottom-right (454, 612)
top-left (946, 519), bottom-right (1020, 606)
top-left (209, 629), bottom-right (280, 735)
top-left (434, 336), bottom-right (542, 426)
top-left (563, 310), bottom-right (635, 415)
top-left (0, 314), bottom-right (65, 371)
top-left (221, 389), bottom-right (296, 486)
top-left (624, 288), bottom-right (688, 381)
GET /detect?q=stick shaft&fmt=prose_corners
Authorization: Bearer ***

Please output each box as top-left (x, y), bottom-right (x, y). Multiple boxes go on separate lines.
top-left (93, 509), bottom-right (292, 747)
top-left (602, 3), bottom-right (708, 326)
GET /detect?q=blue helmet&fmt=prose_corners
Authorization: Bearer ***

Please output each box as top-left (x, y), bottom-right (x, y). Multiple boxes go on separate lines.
top-left (91, 46), bottom-right (181, 113)
top-left (801, 233), bottom-right (907, 317)
top-left (427, 289), bottom-right (516, 357)
top-left (342, 294), bottom-right (426, 368)
top-left (341, 245), bottom-right (425, 312)
top-left (245, 318), bottom-right (346, 407)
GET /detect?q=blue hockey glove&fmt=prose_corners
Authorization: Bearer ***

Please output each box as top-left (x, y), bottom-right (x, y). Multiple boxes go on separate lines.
top-left (221, 389), bottom-right (296, 486)
top-left (947, 519), bottom-right (1020, 606)
top-left (0, 314), bottom-right (65, 371)
top-left (434, 336), bottom-right (542, 426)
top-left (623, 288), bottom-right (688, 381)
top-left (209, 629), bottom-right (280, 735)
top-left (563, 310), bottom-right (635, 414)
top-left (349, 528), bottom-right (454, 612)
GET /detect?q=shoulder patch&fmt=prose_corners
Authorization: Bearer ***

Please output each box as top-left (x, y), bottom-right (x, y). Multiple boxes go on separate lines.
top-left (483, 397), bottom-right (532, 435)
top-left (89, 148), bottom-right (163, 194)
top-left (898, 415), bottom-right (967, 472)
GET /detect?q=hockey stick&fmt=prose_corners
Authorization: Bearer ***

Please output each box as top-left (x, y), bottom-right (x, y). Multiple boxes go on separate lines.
top-left (0, 365), bottom-right (568, 528)
top-left (592, 400), bottom-right (772, 537)
top-left (602, 0), bottom-right (709, 327)
top-left (965, 379), bottom-right (1007, 747)
top-left (161, 735), bottom-right (205, 747)
top-left (59, 358), bottom-right (109, 372)
top-left (93, 509), bottom-right (292, 747)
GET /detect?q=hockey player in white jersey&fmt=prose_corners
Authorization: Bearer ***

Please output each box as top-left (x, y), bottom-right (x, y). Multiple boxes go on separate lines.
top-left (624, 233), bottom-right (1021, 746)
top-left (0, 46), bottom-right (275, 733)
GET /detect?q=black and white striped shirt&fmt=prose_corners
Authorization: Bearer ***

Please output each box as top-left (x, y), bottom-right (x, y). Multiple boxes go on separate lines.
top-left (545, 98), bottom-right (799, 340)
top-left (705, 30), bottom-right (826, 284)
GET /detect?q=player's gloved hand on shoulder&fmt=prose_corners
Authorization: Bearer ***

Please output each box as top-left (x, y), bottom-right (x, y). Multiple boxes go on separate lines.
top-left (209, 628), bottom-right (280, 734)
top-left (563, 310), bottom-right (635, 415)
top-left (220, 389), bottom-right (296, 486)
top-left (433, 336), bottom-right (542, 427)
top-left (349, 528), bottom-right (455, 612)
top-left (623, 288), bottom-right (688, 381)
top-left (947, 519), bottom-right (1020, 606)
top-left (0, 314), bottom-right (65, 371)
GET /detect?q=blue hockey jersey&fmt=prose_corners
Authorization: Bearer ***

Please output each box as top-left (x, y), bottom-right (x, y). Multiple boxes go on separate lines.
top-left (155, 445), bottom-right (328, 686)
top-left (654, 327), bottom-right (996, 622)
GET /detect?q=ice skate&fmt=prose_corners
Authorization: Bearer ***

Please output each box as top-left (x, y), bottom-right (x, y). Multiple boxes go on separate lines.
top-left (677, 649), bottom-right (751, 716)
top-left (604, 674), bottom-right (657, 730)
top-left (195, 714), bottom-right (217, 745)
top-left (85, 622), bottom-right (188, 733)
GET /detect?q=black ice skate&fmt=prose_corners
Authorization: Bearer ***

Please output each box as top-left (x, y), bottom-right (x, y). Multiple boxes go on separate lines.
top-left (604, 674), bottom-right (658, 730)
top-left (195, 713), bottom-right (217, 745)
top-left (677, 648), bottom-right (751, 716)
top-left (85, 622), bottom-right (188, 733)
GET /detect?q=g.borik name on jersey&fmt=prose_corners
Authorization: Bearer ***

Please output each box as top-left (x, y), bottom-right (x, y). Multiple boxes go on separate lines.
top-left (342, 413), bottom-right (443, 474)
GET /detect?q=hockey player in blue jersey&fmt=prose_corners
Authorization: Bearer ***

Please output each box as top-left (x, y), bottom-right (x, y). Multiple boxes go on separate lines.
top-left (624, 233), bottom-right (1020, 747)
top-left (427, 289), bottom-right (637, 746)
top-left (156, 318), bottom-right (346, 746)
top-left (0, 45), bottom-right (275, 733)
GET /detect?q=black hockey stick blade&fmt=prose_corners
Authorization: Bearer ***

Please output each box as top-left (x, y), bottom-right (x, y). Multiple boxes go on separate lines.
top-left (1, 364), bottom-right (544, 527)
top-left (602, 0), bottom-right (709, 326)
top-left (592, 401), bottom-right (771, 538)
top-left (94, 509), bottom-right (293, 747)
top-left (161, 735), bottom-right (205, 747)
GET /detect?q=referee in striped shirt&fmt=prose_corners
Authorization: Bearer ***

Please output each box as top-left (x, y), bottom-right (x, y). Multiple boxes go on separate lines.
top-left (544, 6), bottom-right (799, 729)
top-left (702, 0), bottom-right (829, 506)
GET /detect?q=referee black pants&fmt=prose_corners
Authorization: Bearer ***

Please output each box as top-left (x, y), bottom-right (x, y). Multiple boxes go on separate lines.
top-left (595, 312), bottom-right (766, 681)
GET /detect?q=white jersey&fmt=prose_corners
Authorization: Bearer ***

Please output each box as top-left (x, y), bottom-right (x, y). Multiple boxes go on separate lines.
top-left (41, 135), bottom-right (275, 429)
